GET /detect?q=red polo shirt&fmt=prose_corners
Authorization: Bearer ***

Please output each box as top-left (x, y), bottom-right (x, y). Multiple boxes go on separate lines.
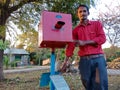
top-left (66, 20), bottom-right (106, 57)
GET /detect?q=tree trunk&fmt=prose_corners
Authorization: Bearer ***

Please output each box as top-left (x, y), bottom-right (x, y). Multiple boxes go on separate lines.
top-left (0, 7), bottom-right (10, 80)
top-left (0, 50), bottom-right (4, 81)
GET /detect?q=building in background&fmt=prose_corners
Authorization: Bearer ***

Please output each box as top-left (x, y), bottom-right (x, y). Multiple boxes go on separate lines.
top-left (4, 48), bottom-right (29, 66)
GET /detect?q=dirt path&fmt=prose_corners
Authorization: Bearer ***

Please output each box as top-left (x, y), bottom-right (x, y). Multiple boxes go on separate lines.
top-left (107, 69), bottom-right (120, 75)
top-left (4, 66), bottom-right (50, 73)
top-left (3, 66), bottom-right (120, 75)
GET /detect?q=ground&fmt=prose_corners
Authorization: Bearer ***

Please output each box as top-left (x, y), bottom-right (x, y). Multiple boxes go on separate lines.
top-left (0, 69), bottom-right (120, 90)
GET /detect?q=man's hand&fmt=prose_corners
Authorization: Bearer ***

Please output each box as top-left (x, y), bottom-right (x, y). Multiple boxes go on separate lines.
top-left (78, 40), bottom-right (86, 46)
top-left (60, 57), bottom-right (70, 73)
top-left (74, 40), bottom-right (86, 46)
top-left (74, 40), bottom-right (98, 47)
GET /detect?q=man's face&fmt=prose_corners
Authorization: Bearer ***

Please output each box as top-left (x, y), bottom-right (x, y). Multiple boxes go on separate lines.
top-left (77, 6), bottom-right (89, 21)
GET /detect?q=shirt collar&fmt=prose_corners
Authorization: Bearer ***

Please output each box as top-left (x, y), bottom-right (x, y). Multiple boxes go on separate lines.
top-left (78, 20), bottom-right (91, 26)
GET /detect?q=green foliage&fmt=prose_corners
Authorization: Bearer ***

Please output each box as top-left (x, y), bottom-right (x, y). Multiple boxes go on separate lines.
top-left (29, 49), bottom-right (51, 65)
top-left (49, 0), bottom-right (95, 26)
top-left (28, 47), bottom-right (80, 65)
top-left (9, 2), bottom-right (43, 33)
top-left (0, 40), bottom-right (9, 50)
top-left (104, 46), bottom-right (120, 62)
top-left (0, 25), bottom-right (5, 38)
top-left (3, 55), bottom-right (10, 69)
top-left (10, 60), bottom-right (19, 68)
top-left (56, 49), bottom-right (65, 61)
top-left (107, 51), bottom-right (120, 62)
top-left (16, 30), bottom-right (38, 52)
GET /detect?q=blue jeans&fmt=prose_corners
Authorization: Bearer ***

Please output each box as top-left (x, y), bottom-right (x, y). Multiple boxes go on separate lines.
top-left (78, 55), bottom-right (108, 90)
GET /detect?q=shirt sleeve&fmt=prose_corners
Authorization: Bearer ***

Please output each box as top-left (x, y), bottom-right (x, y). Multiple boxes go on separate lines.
top-left (92, 21), bottom-right (106, 45)
top-left (65, 42), bottom-right (75, 57)
top-left (65, 29), bottom-right (77, 57)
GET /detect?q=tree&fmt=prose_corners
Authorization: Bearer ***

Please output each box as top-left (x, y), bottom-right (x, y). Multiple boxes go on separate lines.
top-left (16, 29), bottom-right (38, 52)
top-left (0, 0), bottom-right (43, 80)
top-left (0, 0), bottom-right (95, 80)
top-left (97, 0), bottom-right (120, 47)
top-left (47, 0), bottom-right (95, 26)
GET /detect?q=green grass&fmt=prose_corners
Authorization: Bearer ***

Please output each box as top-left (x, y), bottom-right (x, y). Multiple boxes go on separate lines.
top-left (0, 69), bottom-right (120, 90)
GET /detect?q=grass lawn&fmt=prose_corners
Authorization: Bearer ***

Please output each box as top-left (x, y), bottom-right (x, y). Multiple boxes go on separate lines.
top-left (0, 69), bottom-right (120, 90)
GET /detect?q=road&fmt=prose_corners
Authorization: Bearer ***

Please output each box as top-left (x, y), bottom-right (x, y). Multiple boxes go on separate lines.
top-left (3, 66), bottom-right (120, 75)
top-left (3, 66), bottom-right (50, 74)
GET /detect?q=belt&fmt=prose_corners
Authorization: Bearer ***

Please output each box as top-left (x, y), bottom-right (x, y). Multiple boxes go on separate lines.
top-left (81, 54), bottom-right (104, 59)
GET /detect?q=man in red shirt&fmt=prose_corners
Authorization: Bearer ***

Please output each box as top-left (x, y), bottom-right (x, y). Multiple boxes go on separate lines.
top-left (61, 4), bottom-right (108, 90)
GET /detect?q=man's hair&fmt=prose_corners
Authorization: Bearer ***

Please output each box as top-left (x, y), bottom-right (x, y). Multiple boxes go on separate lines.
top-left (77, 4), bottom-right (90, 14)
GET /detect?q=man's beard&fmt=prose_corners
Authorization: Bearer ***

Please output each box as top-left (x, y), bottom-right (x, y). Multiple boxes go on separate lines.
top-left (81, 17), bottom-right (87, 21)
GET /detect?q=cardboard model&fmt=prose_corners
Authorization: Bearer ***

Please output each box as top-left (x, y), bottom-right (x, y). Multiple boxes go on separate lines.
top-left (38, 11), bottom-right (73, 48)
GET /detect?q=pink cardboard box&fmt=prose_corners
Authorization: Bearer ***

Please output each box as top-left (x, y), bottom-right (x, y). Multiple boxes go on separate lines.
top-left (38, 11), bottom-right (73, 48)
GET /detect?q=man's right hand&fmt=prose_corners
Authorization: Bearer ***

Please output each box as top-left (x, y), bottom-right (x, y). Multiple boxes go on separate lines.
top-left (60, 57), bottom-right (69, 73)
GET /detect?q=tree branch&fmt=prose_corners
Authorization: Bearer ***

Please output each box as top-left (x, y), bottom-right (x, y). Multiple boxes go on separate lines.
top-left (9, 0), bottom-right (41, 14)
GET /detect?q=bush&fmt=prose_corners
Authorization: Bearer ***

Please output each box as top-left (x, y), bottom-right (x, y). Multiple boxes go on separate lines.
top-left (3, 56), bottom-right (10, 69)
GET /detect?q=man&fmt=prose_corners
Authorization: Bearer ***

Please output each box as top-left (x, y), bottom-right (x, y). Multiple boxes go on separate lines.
top-left (61, 4), bottom-right (108, 90)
